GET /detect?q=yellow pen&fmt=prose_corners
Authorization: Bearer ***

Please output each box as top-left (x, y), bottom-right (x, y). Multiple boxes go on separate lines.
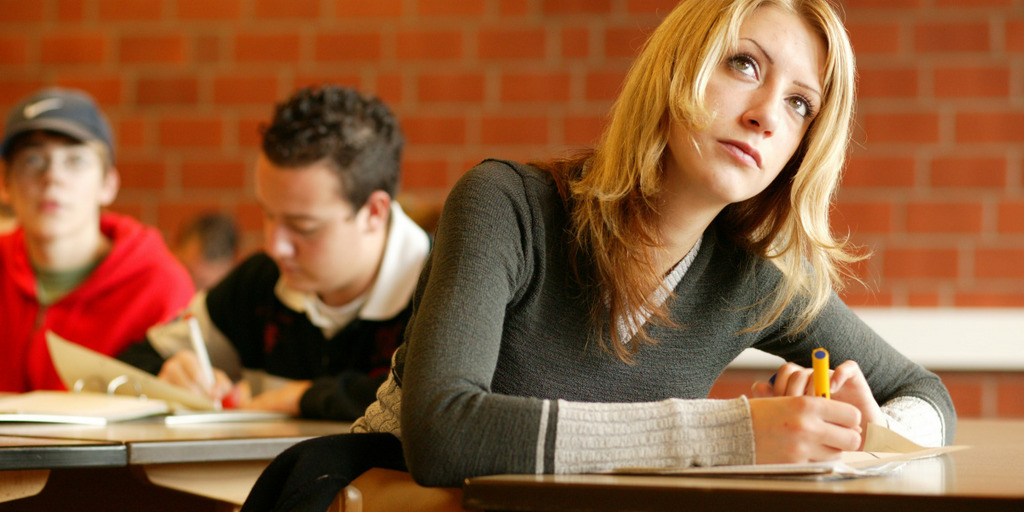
top-left (812, 347), bottom-right (830, 399)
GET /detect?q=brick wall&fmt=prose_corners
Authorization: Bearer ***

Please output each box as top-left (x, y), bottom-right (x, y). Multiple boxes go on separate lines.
top-left (2, 1), bottom-right (1022, 415)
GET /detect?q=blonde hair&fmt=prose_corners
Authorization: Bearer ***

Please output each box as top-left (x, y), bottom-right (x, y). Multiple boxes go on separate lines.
top-left (556, 0), bottom-right (858, 362)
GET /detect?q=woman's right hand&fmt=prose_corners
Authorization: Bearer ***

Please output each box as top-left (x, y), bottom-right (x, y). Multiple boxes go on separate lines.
top-left (747, 396), bottom-right (862, 464)
top-left (157, 350), bottom-right (234, 403)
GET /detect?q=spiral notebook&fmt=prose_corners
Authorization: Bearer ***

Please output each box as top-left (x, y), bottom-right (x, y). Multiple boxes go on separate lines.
top-left (35, 331), bottom-right (289, 425)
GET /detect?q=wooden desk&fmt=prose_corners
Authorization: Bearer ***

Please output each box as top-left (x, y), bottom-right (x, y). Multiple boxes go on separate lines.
top-left (0, 436), bottom-right (123, 504)
top-left (462, 419), bottom-right (1024, 512)
top-left (0, 419), bottom-right (350, 511)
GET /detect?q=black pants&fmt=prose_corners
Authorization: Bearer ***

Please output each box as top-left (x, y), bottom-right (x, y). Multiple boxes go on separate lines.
top-left (240, 433), bottom-right (407, 512)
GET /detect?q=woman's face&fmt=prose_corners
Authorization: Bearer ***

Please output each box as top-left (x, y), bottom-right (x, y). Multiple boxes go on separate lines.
top-left (664, 5), bottom-right (825, 211)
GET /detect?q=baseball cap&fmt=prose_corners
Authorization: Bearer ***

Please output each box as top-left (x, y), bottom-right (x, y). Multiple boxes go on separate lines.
top-left (0, 87), bottom-right (114, 163)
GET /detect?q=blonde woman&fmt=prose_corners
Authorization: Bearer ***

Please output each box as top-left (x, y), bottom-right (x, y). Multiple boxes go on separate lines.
top-left (349, 0), bottom-right (956, 487)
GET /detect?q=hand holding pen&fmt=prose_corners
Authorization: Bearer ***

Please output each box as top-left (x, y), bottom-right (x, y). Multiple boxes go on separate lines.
top-left (749, 348), bottom-right (886, 452)
top-left (156, 315), bottom-right (236, 408)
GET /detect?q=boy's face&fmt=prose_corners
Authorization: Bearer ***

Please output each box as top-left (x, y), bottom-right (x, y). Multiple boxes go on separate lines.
top-left (1, 131), bottom-right (118, 242)
top-left (255, 153), bottom-right (387, 306)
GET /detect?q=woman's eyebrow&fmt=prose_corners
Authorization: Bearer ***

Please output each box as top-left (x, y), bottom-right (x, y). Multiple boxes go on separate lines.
top-left (740, 37), bottom-right (822, 99)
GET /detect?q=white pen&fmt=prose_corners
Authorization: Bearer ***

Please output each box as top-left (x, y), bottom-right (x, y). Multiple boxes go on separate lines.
top-left (185, 314), bottom-right (220, 409)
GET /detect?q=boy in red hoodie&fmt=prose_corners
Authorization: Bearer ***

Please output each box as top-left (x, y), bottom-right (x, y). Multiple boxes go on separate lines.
top-left (0, 88), bottom-right (194, 391)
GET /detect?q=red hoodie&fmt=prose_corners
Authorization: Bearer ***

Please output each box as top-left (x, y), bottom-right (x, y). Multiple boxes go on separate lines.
top-left (0, 212), bottom-right (195, 391)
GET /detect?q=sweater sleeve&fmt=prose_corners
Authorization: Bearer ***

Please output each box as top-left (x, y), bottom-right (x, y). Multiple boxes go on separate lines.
top-left (400, 163), bottom-right (758, 487)
top-left (400, 164), bottom-right (542, 486)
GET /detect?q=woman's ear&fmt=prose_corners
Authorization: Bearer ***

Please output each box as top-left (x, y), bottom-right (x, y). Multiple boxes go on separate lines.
top-left (98, 167), bottom-right (120, 207)
top-left (361, 190), bottom-right (392, 233)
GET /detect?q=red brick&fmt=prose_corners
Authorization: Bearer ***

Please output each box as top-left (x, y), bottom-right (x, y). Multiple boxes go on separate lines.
top-left (55, 76), bottom-right (123, 106)
top-left (479, 28), bottom-right (546, 59)
top-left (117, 159), bottom-right (167, 190)
top-left (213, 76), bottom-right (280, 105)
top-left (416, 0), bottom-right (485, 16)
top-left (396, 30), bottom-right (463, 60)
top-left (974, 248), bottom-right (1024, 279)
top-left (931, 157), bottom-right (1006, 188)
top-left (845, 0), bottom-right (921, 6)
top-left (335, 0), bottom-right (402, 17)
top-left (842, 156), bottom-right (915, 188)
top-left (564, 115), bottom-right (606, 146)
top-left (605, 26), bottom-right (654, 59)
top-left (235, 201), bottom-right (264, 233)
top-left (0, 79), bottom-right (44, 105)
top-left (0, 38), bottom-right (27, 65)
top-left (846, 22), bottom-right (901, 55)
top-left (0, 0), bottom-right (45, 22)
top-left (195, 36), bottom-right (222, 64)
top-left (862, 113), bottom-right (940, 143)
top-left (402, 159), bottom-right (450, 189)
top-left (832, 201), bottom-right (893, 234)
top-left (997, 201), bottom-right (1024, 233)
top-left (235, 33), bottom-right (301, 63)
top-left (914, 22), bottom-right (989, 53)
top-left (857, 68), bottom-right (917, 98)
top-left (934, 66), bottom-right (1010, 98)
top-left (182, 160), bottom-right (247, 189)
top-left (293, 74), bottom-right (361, 93)
top-left (501, 73), bottom-right (571, 102)
top-left (561, 27), bottom-right (590, 59)
top-left (41, 35), bottom-right (106, 64)
top-left (542, 0), bottom-right (612, 14)
top-left (996, 375), bottom-right (1024, 417)
top-left (882, 247), bottom-right (959, 279)
top-left (417, 73), bottom-right (485, 103)
top-left (481, 116), bottom-right (549, 145)
top-left (906, 292), bottom-right (941, 307)
top-left (117, 117), bottom-right (146, 149)
top-left (955, 292), bottom-right (1024, 307)
top-left (906, 202), bottom-right (983, 234)
top-left (136, 77), bottom-right (199, 105)
top-left (158, 118), bottom-right (224, 148)
top-left (314, 33), bottom-right (382, 62)
top-left (936, 0), bottom-right (1012, 5)
top-left (237, 118), bottom-right (264, 149)
top-left (57, 0), bottom-right (85, 21)
top-left (374, 74), bottom-right (403, 105)
top-left (585, 71), bottom-right (626, 101)
top-left (119, 35), bottom-right (186, 64)
top-left (401, 116), bottom-right (467, 145)
top-left (627, 0), bottom-right (684, 14)
top-left (107, 203), bottom-right (144, 222)
top-left (254, 0), bottom-right (320, 18)
top-left (1009, 19), bottom-right (1024, 52)
top-left (955, 112), bottom-right (1024, 143)
top-left (499, 0), bottom-right (529, 15)
top-left (98, 0), bottom-right (163, 21)
top-left (839, 289), bottom-right (893, 308)
top-left (933, 372), bottom-right (984, 417)
top-left (177, 0), bottom-right (242, 20)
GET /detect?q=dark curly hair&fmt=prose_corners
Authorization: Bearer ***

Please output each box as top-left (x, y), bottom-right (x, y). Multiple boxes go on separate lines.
top-left (260, 85), bottom-right (404, 208)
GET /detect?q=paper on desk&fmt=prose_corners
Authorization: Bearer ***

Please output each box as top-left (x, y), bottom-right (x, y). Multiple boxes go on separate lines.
top-left (0, 390), bottom-right (170, 425)
top-left (613, 423), bottom-right (966, 480)
top-left (46, 331), bottom-right (218, 411)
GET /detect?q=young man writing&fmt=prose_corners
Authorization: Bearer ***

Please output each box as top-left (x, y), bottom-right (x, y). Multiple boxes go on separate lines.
top-left (118, 85), bottom-right (430, 421)
top-left (0, 87), bottom-right (195, 392)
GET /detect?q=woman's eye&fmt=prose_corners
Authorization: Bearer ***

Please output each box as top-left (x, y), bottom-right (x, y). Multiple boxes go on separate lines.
top-left (787, 96), bottom-right (815, 119)
top-left (728, 55), bottom-right (758, 79)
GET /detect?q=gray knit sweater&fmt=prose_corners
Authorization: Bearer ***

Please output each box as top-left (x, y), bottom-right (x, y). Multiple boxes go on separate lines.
top-left (353, 159), bottom-right (957, 487)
